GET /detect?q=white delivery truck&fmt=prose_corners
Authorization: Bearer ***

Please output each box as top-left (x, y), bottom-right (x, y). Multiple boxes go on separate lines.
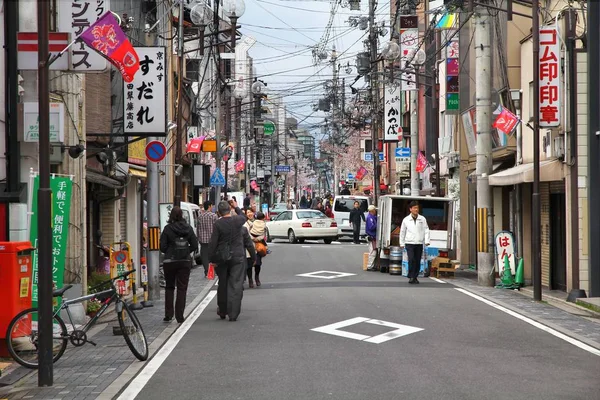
top-left (376, 195), bottom-right (455, 276)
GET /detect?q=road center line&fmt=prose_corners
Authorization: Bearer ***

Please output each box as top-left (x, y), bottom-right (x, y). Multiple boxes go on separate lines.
top-left (455, 288), bottom-right (600, 357)
top-left (117, 290), bottom-right (218, 399)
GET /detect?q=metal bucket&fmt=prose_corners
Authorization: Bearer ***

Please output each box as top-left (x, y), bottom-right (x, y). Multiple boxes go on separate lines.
top-left (388, 246), bottom-right (402, 275)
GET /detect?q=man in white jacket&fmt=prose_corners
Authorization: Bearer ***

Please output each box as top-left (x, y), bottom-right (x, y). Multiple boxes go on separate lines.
top-left (399, 201), bottom-right (431, 284)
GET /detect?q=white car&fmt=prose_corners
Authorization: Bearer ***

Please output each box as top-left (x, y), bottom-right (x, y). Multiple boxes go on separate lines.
top-left (266, 209), bottom-right (338, 244)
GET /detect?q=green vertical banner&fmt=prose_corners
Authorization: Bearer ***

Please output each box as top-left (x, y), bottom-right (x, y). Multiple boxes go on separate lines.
top-left (30, 175), bottom-right (73, 307)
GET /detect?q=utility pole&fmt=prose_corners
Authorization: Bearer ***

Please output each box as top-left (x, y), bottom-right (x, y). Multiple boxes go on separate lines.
top-left (37, 0), bottom-right (53, 386)
top-left (587, 0), bottom-right (600, 297)
top-left (146, 145), bottom-right (160, 301)
top-left (531, 0), bottom-right (542, 299)
top-left (214, 4), bottom-right (223, 203)
top-left (368, 0), bottom-right (380, 204)
top-left (474, 2), bottom-right (495, 287)
top-left (224, 16), bottom-right (238, 200)
top-left (410, 90), bottom-right (419, 196)
top-left (174, 0), bottom-right (184, 207)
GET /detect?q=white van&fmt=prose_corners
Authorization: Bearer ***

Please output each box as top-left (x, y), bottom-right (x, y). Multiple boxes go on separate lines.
top-left (159, 201), bottom-right (201, 264)
top-left (332, 195), bottom-right (371, 239)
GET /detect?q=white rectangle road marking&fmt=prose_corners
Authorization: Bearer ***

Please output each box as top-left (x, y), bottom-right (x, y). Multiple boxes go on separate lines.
top-left (455, 288), bottom-right (600, 357)
top-left (362, 319), bottom-right (425, 344)
top-left (311, 317), bottom-right (371, 341)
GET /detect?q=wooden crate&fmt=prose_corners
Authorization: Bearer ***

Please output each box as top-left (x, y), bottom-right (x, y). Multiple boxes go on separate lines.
top-left (362, 253), bottom-right (369, 270)
top-left (436, 262), bottom-right (455, 278)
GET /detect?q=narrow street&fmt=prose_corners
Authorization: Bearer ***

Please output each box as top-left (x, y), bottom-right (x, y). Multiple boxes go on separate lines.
top-left (123, 243), bottom-right (600, 400)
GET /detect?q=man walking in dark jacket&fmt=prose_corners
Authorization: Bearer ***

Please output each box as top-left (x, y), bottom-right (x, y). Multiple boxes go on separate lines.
top-left (349, 201), bottom-right (366, 244)
top-left (209, 199), bottom-right (256, 321)
top-left (160, 206), bottom-right (199, 323)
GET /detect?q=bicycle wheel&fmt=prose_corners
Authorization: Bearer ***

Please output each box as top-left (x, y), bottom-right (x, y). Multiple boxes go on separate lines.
top-left (117, 301), bottom-right (148, 361)
top-left (6, 308), bottom-right (68, 369)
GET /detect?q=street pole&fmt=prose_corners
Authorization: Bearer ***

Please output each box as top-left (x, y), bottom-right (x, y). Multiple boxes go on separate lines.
top-left (410, 90), bottom-right (419, 196)
top-left (368, 0), bottom-right (380, 204)
top-left (174, 0), bottom-right (184, 207)
top-left (146, 148), bottom-right (160, 301)
top-left (37, 0), bottom-right (53, 386)
top-left (587, 0), bottom-right (600, 297)
top-left (224, 16), bottom-right (238, 200)
top-left (531, 0), bottom-right (542, 300)
top-left (475, 2), bottom-right (495, 287)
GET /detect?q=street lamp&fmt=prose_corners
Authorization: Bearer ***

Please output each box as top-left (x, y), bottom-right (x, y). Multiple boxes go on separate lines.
top-left (190, 2), bottom-right (209, 56)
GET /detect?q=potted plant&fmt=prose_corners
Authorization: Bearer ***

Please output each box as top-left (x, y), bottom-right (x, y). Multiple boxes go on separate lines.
top-left (86, 299), bottom-right (102, 318)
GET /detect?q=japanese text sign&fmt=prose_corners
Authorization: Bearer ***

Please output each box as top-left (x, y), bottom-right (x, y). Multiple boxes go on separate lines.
top-left (539, 26), bottom-right (561, 127)
top-left (124, 47), bottom-right (167, 135)
top-left (58, 0), bottom-right (109, 71)
top-left (29, 175), bottom-right (73, 306)
top-left (495, 231), bottom-right (516, 275)
top-left (384, 84), bottom-right (401, 141)
top-left (399, 20), bottom-right (419, 91)
top-left (446, 33), bottom-right (460, 114)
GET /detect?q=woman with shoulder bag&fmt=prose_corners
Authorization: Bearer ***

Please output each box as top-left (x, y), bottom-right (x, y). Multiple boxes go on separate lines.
top-left (243, 209), bottom-right (256, 288)
top-left (160, 206), bottom-right (199, 323)
top-left (249, 212), bottom-right (268, 286)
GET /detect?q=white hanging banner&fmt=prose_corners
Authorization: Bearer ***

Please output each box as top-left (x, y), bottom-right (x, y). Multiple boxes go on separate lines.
top-left (124, 47), bottom-right (167, 135)
top-left (58, 0), bottom-right (109, 71)
top-left (399, 27), bottom-right (419, 91)
top-left (538, 26), bottom-right (561, 128)
top-left (384, 84), bottom-right (402, 142)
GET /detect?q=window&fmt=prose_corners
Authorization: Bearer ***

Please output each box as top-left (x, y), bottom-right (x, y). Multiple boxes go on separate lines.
top-left (334, 199), bottom-right (368, 213)
top-left (276, 212), bottom-right (290, 221)
top-left (297, 211), bottom-right (326, 219)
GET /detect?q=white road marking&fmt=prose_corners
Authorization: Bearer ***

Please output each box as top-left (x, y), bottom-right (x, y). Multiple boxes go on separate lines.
top-left (311, 317), bottom-right (423, 344)
top-left (455, 288), bottom-right (600, 357)
top-left (302, 245), bottom-right (311, 248)
top-left (117, 290), bottom-right (218, 400)
top-left (296, 270), bottom-right (357, 279)
top-left (429, 277), bottom-right (446, 284)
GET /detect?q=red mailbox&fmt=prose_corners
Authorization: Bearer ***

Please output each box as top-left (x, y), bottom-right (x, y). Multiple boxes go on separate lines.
top-left (0, 241), bottom-right (34, 353)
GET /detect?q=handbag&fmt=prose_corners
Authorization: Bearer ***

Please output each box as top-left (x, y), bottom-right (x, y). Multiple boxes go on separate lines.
top-left (255, 242), bottom-right (268, 257)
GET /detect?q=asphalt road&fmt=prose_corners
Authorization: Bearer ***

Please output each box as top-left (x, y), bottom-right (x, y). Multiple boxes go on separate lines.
top-left (133, 241), bottom-right (599, 400)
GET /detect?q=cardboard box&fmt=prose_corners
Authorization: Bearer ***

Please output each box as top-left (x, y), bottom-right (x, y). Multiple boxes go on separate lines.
top-left (363, 253), bottom-right (369, 270)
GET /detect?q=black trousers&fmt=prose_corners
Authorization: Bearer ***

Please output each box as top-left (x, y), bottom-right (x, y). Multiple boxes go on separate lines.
top-left (164, 260), bottom-right (192, 322)
top-left (200, 243), bottom-right (211, 276)
top-left (216, 260), bottom-right (245, 319)
top-left (405, 244), bottom-right (423, 279)
top-left (352, 222), bottom-right (361, 243)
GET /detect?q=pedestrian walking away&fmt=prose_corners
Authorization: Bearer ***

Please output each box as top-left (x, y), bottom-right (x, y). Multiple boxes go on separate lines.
top-left (349, 201), bottom-right (366, 244)
top-left (160, 206), bottom-right (199, 323)
top-left (365, 205), bottom-right (378, 270)
top-left (249, 211), bottom-right (268, 286)
top-left (243, 209), bottom-right (256, 287)
top-left (209, 200), bottom-right (254, 321)
top-left (198, 200), bottom-right (218, 277)
top-left (399, 200), bottom-right (430, 284)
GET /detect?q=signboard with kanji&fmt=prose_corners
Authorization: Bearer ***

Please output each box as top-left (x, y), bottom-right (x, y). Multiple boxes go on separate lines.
top-left (445, 32), bottom-right (460, 114)
top-left (384, 84), bottom-right (401, 141)
top-left (538, 26), bottom-right (561, 128)
top-left (399, 16), bottom-right (419, 91)
top-left (124, 47), bottom-right (167, 135)
top-left (495, 231), bottom-right (516, 275)
top-left (110, 246), bottom-right (132, 296)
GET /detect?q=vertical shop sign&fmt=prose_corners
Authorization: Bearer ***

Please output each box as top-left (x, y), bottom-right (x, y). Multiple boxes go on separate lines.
top-left (384, 84), bottom-right (401, 141)
top-left (58, 0), bottom-right (109, 71)
top-left (445, 32), bottom-right (460, 114)
top-left (30, 175), bottom-right (73, 306)
top-left (124, 47), bottom-right (167, 135)
top-left (399, 15), bottom-right (419, 91)
top-left (538, 26), bottom-right (561, 127)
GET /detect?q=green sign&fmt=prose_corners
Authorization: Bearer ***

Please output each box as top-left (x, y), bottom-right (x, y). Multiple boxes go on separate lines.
top-left (263, 121), bottom-right (275, 136)
top-left (446, 93), bottom-right (460, 111)
top-left (30, 175), bottom-right (73, 306)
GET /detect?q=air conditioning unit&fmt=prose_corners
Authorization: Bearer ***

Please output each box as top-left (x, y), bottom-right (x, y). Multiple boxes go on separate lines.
top-left (543, 129), bottom-right (565, 160)
top-left (553, 136), bottom-right (565, 159)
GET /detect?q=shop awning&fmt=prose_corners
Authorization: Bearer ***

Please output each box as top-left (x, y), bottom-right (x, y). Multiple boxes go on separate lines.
top-left (86, 169), bottom-right (125, 189)
top-left (489, 159), bottom-right (564, 186)
top-left (117, 162), bottom-right (147, 179)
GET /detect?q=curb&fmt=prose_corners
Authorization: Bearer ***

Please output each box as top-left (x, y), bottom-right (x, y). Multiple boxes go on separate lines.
top-left (449, 279), bottom-right (600, 352)
top-left (96, 280), bottom-right (216, 400)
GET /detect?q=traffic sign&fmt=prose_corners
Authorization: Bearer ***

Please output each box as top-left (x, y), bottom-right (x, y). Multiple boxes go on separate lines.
top-left (275, 165), bottom-right (291, 173)
top-left (395, 147), bottom-right (411, 158)
top-left (210, 168), bottom-right (226, 186)
top-left (363, 152), bottom-right (384, 162)
top-left (145, 140), bottom-right (167, 163)
top-left (263, 121), bottom-right (275, 136)
top-left (347, 173), bottom-right (355, 181)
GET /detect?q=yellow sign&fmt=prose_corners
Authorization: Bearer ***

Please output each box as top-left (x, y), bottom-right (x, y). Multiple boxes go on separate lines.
top-left (202, 139), bottom-right (217, 152)
top-left (128, 137), bottom-right (147, 166)
top-left (20, 277), bottom-right (30, 298)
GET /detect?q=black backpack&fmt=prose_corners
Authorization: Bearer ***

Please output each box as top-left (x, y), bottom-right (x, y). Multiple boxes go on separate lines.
top-left (172, 233), bottom-right (190, 260)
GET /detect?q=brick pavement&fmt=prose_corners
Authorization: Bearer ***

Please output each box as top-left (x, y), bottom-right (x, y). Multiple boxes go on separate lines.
top-left (448, 270), bottom-right (600, 349)
top-left (0, 267), bottom-right (214, 400)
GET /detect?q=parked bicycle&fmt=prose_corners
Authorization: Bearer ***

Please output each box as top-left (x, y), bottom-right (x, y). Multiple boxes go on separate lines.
top-left (5, 270), bottom-right (148, 369)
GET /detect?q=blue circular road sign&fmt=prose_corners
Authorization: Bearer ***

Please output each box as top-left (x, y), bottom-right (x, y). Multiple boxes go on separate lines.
top-left (145, 140), bottom-right (167, 163)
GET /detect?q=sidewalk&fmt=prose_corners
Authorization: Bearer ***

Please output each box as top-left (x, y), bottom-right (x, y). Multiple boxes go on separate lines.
top-left (448, 269), bottom-right (600, 350)
top-left (0, 267), bottom-right (214, 400)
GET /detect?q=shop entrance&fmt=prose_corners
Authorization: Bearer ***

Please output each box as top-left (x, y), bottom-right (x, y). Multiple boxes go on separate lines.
top-left (550, 193), bottom-right (566, 291)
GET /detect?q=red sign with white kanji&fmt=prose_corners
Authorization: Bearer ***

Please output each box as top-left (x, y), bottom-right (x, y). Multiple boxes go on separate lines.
top-left (492, 106), bottom-right (520, 135)
top-left (539, 26), bottom-right (561, 127)
top-left (495, 231), bottom-right (516, 275)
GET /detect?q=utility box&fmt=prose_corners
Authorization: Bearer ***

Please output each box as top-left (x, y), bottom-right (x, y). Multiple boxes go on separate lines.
top-left (0, 241), bottom-right (34, 346)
